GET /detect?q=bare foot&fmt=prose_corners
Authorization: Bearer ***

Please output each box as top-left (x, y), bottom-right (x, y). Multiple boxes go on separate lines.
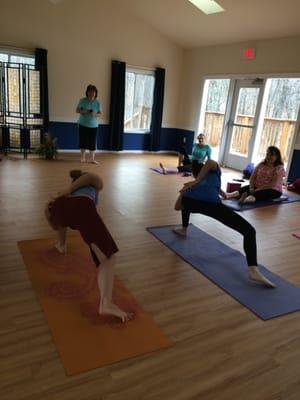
top-left (91, 160), bottom-right (99, 165)
top-left (159, 162), bottom-right (167, 175)
top-left (172, 227), bottom-right (187, 237)
top-left (55, 243), bottom-right (66, 254)
top-left (80, 159), bottom-right (86, 163)
top-left (99, 301), bottom-right (134, 323)
top-left (248, 266), bottom-right (276, 288)
top-left (239, 192), bottom-right (248, 204)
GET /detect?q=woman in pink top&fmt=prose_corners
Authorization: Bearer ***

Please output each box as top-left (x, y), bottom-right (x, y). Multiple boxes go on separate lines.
top-left (227, 146), bottom-right (285, 204)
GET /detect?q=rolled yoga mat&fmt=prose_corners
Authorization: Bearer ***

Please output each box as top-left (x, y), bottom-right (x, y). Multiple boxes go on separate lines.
top-left (18, 236), bottom-right (172, 375)
top-left (147, 224), bottom-right (300, 320)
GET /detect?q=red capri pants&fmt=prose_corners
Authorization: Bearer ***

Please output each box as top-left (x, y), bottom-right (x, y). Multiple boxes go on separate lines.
top-left (49, 196), bottom-right (118, 266)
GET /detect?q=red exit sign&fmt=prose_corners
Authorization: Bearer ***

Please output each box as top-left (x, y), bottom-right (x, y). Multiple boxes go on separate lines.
top-left (244, 47), bottom-right (256, 59)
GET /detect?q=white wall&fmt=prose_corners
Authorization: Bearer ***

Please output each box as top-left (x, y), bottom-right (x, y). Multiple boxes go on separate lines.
top-left (180, 36), bottom-right (300, 144)
top-left (1, 1), bottom-right (300, 145)
top-left (0, 0), bottom-right (184, 127)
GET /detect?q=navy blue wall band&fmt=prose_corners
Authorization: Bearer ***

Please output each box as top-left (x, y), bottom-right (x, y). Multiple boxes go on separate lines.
top-left (48, 121), bottom-right (194, 153)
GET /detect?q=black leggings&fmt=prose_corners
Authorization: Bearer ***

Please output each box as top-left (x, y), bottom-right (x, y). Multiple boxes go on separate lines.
top-left (177, 146), bottom-right (191, 172)
top-left (239, 185), bottom-right (281, 201)
top-left (79, 125), bottom-right (98, 151)
top-left (177, 147), bottom-right (199, 173)
top-left (181, 197), bottom-right (257, 266)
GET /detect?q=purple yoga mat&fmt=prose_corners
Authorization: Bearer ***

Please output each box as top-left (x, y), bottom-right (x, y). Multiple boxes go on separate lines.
top-left (150, 167), bottom-right (192, 177)
top-left (147, 224), bottom-right (300, 320)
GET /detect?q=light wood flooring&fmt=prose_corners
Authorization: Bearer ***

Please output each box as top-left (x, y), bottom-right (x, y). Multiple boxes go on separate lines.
top-left (1, 152), bottom-right (300, 400)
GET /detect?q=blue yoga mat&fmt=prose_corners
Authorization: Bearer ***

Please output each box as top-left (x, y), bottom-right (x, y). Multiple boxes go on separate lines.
top-left (222, 192), bottom-right (300, 211)
top-left (147, 224), bottom-right (300, 320)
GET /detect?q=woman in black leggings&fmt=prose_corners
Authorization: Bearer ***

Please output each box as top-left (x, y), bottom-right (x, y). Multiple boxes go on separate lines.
top-left (174, 160), bottom-right (276, 288)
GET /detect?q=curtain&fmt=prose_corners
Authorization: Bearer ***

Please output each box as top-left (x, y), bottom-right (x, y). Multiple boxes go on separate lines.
top-left (109, 60), bottom-right (125, 150)
top-left (35, 48), bottom-right (49, 133)
top-left (150, 67), bottom-right (165, 151)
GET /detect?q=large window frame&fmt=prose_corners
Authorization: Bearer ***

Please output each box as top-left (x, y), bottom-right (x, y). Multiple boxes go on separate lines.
top-left (0, 48), bottom-right (42, 155)
top-left (124, 67), bottom-right (155, 134)
top-left (197, 74), bottom-right (300, 175)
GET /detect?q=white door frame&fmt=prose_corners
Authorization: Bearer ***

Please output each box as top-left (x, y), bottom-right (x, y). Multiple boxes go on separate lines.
top-left (223, 78), bottom-right (265, 170)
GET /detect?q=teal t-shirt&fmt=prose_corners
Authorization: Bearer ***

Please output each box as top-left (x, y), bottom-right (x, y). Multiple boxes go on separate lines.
top-left (191, 144), bottom-right (212, 163)
top-left (77, 97), bottom-right (101, 128)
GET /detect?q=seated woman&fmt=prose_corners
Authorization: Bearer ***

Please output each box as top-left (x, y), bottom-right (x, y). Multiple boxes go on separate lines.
top-left (45, 170), bottom-right (133, 323)
top-left (159, 133), bottom-right (212, 174)
top-left (174, 159), bottom-right (276, 288)
top-left (226, 146), bottom-right (286, 204)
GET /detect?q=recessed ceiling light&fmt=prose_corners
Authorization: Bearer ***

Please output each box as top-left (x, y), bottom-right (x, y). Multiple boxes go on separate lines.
top-left (188, 0), bottom-right (225, 15)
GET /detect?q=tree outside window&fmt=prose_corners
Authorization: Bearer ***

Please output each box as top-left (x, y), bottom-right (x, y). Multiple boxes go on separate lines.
top-left (124, 69), bottom-right (154, 132)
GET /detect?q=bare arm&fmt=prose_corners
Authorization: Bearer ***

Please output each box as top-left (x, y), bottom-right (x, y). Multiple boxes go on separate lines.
top-left (76, 107), bottom-right (101, 118)
top-left (45, 201), bottom-right (59, 230)
top-left (76, 106), bottom-right (90, 114)
top-left (219, 188), bottom-right (227, 199)
top-left (249, 166), bottom-right (258, 191)
top-left (58, 173), bottom-right (103, 197)
top-left (174, 193), bottom-right (183, 210)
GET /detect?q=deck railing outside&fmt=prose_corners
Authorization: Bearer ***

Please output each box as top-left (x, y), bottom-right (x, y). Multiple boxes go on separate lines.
top-left (204, 111), bottom-right (296, 162)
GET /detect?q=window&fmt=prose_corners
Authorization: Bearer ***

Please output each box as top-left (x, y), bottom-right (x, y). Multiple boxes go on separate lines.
top-left (124, 68), bottom-right (155, 132)
top-left (0, 49), bottom-right (41, 151)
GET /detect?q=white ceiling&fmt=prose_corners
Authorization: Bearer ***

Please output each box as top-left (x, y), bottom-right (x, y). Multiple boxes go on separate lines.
top-left (120, 0), bottom-right (300, 49)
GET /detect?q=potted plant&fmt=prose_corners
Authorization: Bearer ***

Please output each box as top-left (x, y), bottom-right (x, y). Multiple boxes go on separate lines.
top-left (36, 133), bottom-right (58, 160)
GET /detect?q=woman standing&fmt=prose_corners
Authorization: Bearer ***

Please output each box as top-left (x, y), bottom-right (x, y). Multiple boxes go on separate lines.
top-left (76, 84), bottom-right (102, 164)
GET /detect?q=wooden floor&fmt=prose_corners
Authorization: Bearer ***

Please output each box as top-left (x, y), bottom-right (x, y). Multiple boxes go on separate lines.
top-left (1, 152), bottom-right (300, 400)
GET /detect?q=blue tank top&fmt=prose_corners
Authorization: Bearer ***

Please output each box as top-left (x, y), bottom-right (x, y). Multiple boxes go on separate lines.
top-left (184, 167), bottom-right (221, 203)
top-left (70, 185), bottom-right (98, 204)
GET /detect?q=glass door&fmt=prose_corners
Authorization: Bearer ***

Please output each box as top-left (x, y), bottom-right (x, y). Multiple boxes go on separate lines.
top-left (198, 78), bottom-right (231, 162)
top-left (224, 79), bottom-right (264, 170)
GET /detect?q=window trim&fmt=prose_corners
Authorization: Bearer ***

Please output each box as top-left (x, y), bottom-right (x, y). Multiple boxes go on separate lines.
top-left (0, 47), bottom-right (35, 65)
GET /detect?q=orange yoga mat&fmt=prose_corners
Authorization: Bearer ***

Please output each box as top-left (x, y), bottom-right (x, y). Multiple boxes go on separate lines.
top-left (18, 236), bottom-right (172, 375)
